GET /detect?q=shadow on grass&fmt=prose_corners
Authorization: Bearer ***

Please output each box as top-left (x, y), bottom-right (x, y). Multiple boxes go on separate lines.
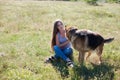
top-left (51, 55), bottom-right (74, 79)
top-left (51, 59), bottom-right (116, 80)
top-left (51, 60), bottom-right (69, 79)
top-left (71, 62), bottom-right (115, 80)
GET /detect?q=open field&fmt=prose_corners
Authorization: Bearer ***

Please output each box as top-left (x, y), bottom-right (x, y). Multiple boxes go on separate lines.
top-left (0, 1), bottom-right (120, 80)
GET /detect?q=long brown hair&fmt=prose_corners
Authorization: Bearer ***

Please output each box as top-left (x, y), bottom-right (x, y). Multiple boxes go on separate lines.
top-left (51, 20), bottom-right (63, 51)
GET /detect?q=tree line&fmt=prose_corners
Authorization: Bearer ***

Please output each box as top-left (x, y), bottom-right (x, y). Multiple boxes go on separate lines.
top-left (52, 0), bottom-right (120, 5)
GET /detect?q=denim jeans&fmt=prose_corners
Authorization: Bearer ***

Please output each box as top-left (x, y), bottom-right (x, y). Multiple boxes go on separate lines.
top-left (53, 45), bottom-right (73, 61)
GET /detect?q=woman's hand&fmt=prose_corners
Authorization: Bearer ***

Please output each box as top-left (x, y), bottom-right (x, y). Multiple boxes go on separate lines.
top-left (56, 34), bottom-right (69, 48)
top-left (59, 40), bottom-right (69, 48)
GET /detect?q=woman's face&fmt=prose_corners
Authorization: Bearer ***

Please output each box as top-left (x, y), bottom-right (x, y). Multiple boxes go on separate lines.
top-left (57, 22), bottom-right (65, 32)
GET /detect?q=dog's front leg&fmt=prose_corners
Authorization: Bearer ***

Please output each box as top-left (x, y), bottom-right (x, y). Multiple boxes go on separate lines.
top-left (78, 52), bottom-right (81, 63)
top-left (78, 51), bottom-right (85, 64)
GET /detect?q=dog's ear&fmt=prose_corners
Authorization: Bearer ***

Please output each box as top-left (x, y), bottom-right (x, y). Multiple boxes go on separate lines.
top-left (65, 25), bottom-right (67, 28)
top-left (65, 25), bottom-right (69, 28)
top-left (65, 25), bottom-right (70, 31)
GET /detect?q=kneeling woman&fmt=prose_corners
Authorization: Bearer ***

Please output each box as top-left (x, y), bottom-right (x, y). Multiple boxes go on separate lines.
top-left (45, 20), bottom-right (74, 67)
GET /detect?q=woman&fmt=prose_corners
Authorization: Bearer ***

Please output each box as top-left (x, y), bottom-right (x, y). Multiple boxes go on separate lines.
top-left (45, 20), bottom-right (74, 67)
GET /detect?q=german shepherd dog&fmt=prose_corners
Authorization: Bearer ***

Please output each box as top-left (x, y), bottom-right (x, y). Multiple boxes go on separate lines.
top-left (65, 27), bottom-right (114, 65)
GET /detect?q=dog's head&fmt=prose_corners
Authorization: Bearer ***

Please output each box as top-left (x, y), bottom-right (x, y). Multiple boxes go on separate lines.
top-left (65, 26), bottom-right (78, 41)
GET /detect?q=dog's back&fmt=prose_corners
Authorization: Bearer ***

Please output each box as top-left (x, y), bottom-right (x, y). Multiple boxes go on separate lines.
top-left (74, 30), bottom-right (104, 50)
top-left (87, 33), bottom-right (104, 50)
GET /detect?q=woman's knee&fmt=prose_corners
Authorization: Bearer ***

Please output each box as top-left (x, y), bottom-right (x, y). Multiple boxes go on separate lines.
top-left (68, 48), bottom-right (73, 53)
top-left (65, 48), bottom-right (73, 55)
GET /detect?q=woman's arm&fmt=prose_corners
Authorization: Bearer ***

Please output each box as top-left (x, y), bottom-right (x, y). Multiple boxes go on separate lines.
top-left (56, 35), bottom-right (69, 48)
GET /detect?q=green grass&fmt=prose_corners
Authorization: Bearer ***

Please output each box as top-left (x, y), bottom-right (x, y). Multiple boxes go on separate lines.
top-left (0, 1), bottom-right (120, 80)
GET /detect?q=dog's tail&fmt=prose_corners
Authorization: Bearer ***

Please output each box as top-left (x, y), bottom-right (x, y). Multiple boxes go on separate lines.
top-left (104, 37), bottom-right (114, 43)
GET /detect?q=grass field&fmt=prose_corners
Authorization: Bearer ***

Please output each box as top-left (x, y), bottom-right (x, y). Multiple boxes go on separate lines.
top-left (0, 1), bottom-right (120, 80)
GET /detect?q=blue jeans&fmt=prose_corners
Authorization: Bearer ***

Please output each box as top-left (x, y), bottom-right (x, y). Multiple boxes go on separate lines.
top-left (53, 45), bottom-right (73, 61)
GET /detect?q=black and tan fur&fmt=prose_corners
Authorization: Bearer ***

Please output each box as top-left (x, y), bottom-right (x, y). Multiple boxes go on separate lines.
top-left (66, 27), bottom-right (114, 64)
